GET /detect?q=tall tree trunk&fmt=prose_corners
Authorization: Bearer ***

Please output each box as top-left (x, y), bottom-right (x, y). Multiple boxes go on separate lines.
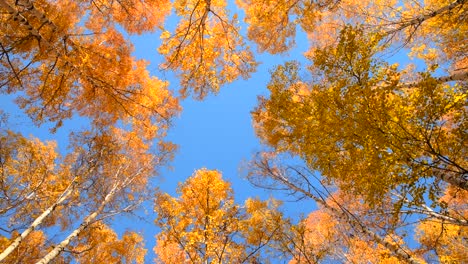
top-left (35, 183), bottom-right (119, 264)
top-left (255, 160), bottom-right (423, 264)
top-left (400, 71), bottom-right (468, 89)
top-left (284, 179), bottom-right (422, 263)
top-left (0, 181), bottom-right (76, 261)
top-left (386, 0), bottom-right (467, 35)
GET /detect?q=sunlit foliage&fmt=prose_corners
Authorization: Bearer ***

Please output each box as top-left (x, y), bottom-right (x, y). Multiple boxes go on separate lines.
top-left (154, 169), bottom-right (289, 263)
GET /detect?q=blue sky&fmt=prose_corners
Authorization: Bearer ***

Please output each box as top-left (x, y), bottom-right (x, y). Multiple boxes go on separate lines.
top-left (128, 24), bottom-right (316, 261)
top-left (2, 2), bottom-right (462, 263)
top-left (0, 8), bottom-right (314, 262)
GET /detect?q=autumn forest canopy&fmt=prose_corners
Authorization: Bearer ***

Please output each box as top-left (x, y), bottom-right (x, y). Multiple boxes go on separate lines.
top-left (0, 0), bottom-right (467, 263)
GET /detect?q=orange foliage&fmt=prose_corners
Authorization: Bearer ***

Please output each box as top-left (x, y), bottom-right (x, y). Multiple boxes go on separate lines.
top-left (71, 222), bottom-right (146, 264)
top-left (0, 231), bottom-right (48, 264)
top-left (0, 0), bottom-right (179, 136)
top-left (159, 0), bottom-right (257, 99)
top-left (417, 188), bottom-right (468, 263)
top-left (154, 169), bottom-right (289, 263)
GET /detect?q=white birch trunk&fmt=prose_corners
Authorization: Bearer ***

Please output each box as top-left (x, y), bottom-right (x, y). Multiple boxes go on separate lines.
top-left (387, 0), bottom-right (467, 34)
top-left (400, 71), bottom-right (468, 89)
top-left (34, 162), bottom-right (144, 264)
top-left (0, 182), bottom-right (76, 261)
top-left (264, 164), bottom-right (423, 264)
top-left (35, 183), bottom-right (119, 264)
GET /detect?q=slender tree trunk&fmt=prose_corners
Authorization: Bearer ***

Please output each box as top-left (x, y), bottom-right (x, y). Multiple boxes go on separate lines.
top-left (35, 183), bottom-right (119, 264)
top-left (0, 0), bottom-right (53, 48)
top-left (400, 71), bottom-right (468, 89)
top-left (282, 178), bottom-right (422, 264)
top-left (35, 162), bottom-right (145, 263)
top-left (257, 160), bottom-right (423, 264)
top-left (392, 192), bottom-right (468, 226)
top-left (0, 182), bottom-right (75, 261)
top-left (386, 0), bottom-right (467, 35)
top-left (436, 71), bottom-right (468, 83)
top-left (435, 172), bottom-right (468, 191)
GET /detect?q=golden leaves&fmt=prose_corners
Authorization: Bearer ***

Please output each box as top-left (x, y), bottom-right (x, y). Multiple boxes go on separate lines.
top-left (236, 0), bottom-right (299, 54)
top-left (72, 222), bottom-right (146, 264)
top-left (1, 0), bottom-right (179, 139)
top-left (0, 0), bottom-right (466, 263)
top-left (89, 0), bottom-right (171, 34)
top-left (253, 24), bottom-right (468, 207)
top-left (288, 192), bottom-right (416, 264)
top-left (154, 237), bottom-right (186, 264)
top-left (417, 219), bottom-right (467, 263)
top-left (0, 131), bottom-right (67, 218)
top-left (154, 169), bottom-right (289, 263)
top-left (154, 169), bottom-right (238, 263)
top-left (159, 0), bottom-right (257, 99)
top-left (415, 187), bottom-right (467, 263)
top-left (398, 0), bottom-right (468, 68)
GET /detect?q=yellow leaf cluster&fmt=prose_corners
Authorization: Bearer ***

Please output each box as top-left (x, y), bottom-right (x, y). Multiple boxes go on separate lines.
top-left (416, 188), bottom-right (468, 263)
top-left (89, 0), bottom-right (171, 34)
top-left (0, 230), bottom-right (49, 264)
top-left (1, 0), bottom-right (180, 142)
top-left (417, 220), bottom-right (467, 263)
top-left (236, 0), bottom-right (299, 54)
top-left (158, 0), bottom-right (257, 99)
top-left (72, 222), bottom-right (146, 264)
top-left (154, 168), bottom-right (290, 263)
top-left (0, 130), bottom-right (75, 226)
top-left (253, 26), bottom-right (467, 205)
top-left (289, 192), bottom-right (416, 263)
